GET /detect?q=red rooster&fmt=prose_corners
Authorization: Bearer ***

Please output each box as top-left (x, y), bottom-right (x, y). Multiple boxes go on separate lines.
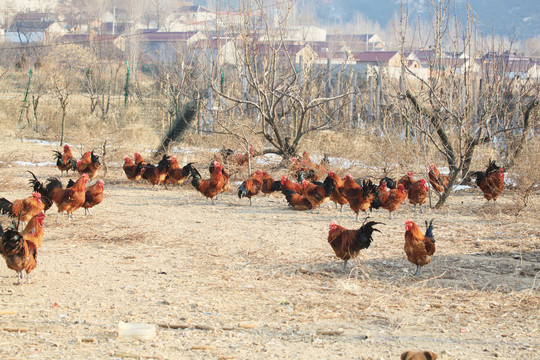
top-left (404, 219), bottom-right (436, 276)
top-left (428, 164), bottom-right (449, 193)
top-left (0, 192), bottom-right (44, 224)
top-left (327, 171), bottom-right (348, 212)
top-left (378, 184), bottom-right (407, 219)
top-left (238, 170), bottom-right (264, 205)
top-left (328, 220), bottom-right (383, 270)
top-left (472, 160), bottom-right (504, 202)
top-left (189, 164), bottom-right (226, 204)
top-left (21, 211), bottom-right (46, 249)
top-left (398, 172), bottom-right (415, 190)
top-left (408, 179), bottom-right (429, 213)
top-left (53, 144), bottom-right (76, 176)
top-left (0, 222), bottom-right (37, 284)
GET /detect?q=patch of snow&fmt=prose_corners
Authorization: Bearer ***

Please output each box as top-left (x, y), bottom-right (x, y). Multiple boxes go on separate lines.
top-left (23, 139), bottom-right (60, 146)
top-left (12, 161), bottom-right (55, 167)
top-left (453, 185), bottom-right (473, 191)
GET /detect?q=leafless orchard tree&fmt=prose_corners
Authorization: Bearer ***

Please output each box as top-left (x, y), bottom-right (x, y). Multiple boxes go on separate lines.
top-left (398, 0), bottom-right (539, 207)
top-left (203, 0), bottom-right (353, 159)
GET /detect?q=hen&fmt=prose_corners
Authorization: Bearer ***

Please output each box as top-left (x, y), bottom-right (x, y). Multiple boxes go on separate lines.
top-left (327, 220), bottom-right (383, 270)
top-left (46, 174), bottom-right (89, 220)
top-left (408, 179), bottom-right (429, 213)
top-left (0, 192), bottom-right (44, 224)
top-left (0, 221), bottom-right (37, 284)
top-left (76, 150), bottom-right (101, 179)
top-left (428, 164), bottom-right (449, 193)
top-left (378, 184), bottom-right (408, 219)
top-left (238, 170), bottom-right (264, 205)
top-left (398, 172), bottom-right (415, 190)
top-left (472, 160), bottom-right (504, 202)
top-left (123, 156), bottom-right (143, 181)
top-left (53, 144), bottom-right (76, 176)
top-left (301, 176), bottom-right (336, 213)
top-left (21, 211), bottom-right (46, 248)
top-left (189, 163), bottom-right (226, 204)
top-left (27, 171), bottom-right (53, 212)
top-left (404, 219), bottom-right (436, 276)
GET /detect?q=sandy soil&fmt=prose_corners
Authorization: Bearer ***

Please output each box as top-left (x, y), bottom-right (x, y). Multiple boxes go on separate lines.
top-left (0, 139), bottom-right (539, 360)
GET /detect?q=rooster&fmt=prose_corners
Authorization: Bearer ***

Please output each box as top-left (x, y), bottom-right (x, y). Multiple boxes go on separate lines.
top-left (0, 192), bottom-right (44, 224)
top-left (301, 176), bottom-right (336, 213)
top-left (68, 179), bottom-right (104, 215)
top-left (378, 184), bottom-right (407, 219)
top-left (123, 156), bottom-right (143, 182)
top-left (404, 219), bottom-right (436, 276)
top-left (341, 175), bottom-right (377, 221)
top-left (134, 152), bottom-right (146, 167)
top-left (46, 174), bottom-right (89, 220)
top-left (398, 172), bottom-right (415, 190)
top-left (408, 179), bottom-right (429, 213)
top-left (472, 160), bottom-right (504, 202)
top-left (280, 175), bottom-right (303, 195)
top-left (328, 220), bottom-right (383, 270)
top-left (52, 144), bottom-right (76, 176)
top-left (0, 221), bottom-right (37, 284)
top-left (27, 171), bottom-right (53, 212)
top-left (379, 176), bottom-right (396, 190)
top-left (21, 211), bottom-right (45, 248)
top-left (76, 150), bottom-right (101, 179)
top-left (208, 160), bottom-right (230, 197)
top-left (327, 171), bottom-right (348, 212)
top-left (238, 170), bottom-right (264, 205)
top-left (189, 164), bottom-right (226, 204)
top-left (165, 156), bottom-right (192, 185)
top-left (261, 172), bottom-right (281, 195)
top-left (283, 189), bottom-right (313, 210)
top-left (428, 164), bottom-right (449, 194)
top-left (140, 155), bottom-right (170, 188)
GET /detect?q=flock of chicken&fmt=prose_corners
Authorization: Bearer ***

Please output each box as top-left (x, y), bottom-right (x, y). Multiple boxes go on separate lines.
top-left (0, 145), bottom-right (104, 283)
top-left (0, 144), bottom-right (505, 284)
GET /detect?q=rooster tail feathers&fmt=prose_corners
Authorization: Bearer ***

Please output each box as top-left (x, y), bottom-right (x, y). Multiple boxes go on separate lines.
top-left (425, 219), bottom-right (435, 241)
top-left (237, 183), bottom-right (248, 199)
top-left (45, 177), bottom-right (64, 193)
top-left (323, 176), bottom-right (336, 196)
top-left (271, 180), bottom-right (282, 192)
top-left (189, 166), bottom-right (202, 187)
top-left (27, 171), bottom-right (43, 191)
top-left (52, 150), bottom-right (63, 165)
top-left (0, 198), bottom-right (14, 217)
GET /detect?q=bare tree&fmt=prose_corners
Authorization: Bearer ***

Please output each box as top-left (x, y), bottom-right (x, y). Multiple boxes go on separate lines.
top-left (206, 0), bottom-right (352, 159)
top-left (399, 0), bottom-right (539, 207)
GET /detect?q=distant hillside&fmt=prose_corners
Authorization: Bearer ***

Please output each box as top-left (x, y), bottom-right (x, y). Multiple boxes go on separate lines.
top-left (198, 0), bottom-right (540, 40)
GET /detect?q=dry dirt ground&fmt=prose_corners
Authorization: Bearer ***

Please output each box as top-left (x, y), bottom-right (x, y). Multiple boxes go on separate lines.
top-left (0, 139), bottom-right (539, 360)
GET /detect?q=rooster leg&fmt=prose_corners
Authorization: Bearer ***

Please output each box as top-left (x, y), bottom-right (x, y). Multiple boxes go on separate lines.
top-left (317, 206), bottom-right (321, 214)
top-left (340, 204), bottom-right (344, 213)
top-left (413, 204), bottom-right (417, 213)
top-left (16, 271), bottom-right (23, 285)
top-left (355, 212), bottom-right (359, 222)
top-left (389, 211), bottom-right (393, 219)
top-left (419, 205), bottom-right (424, 214)
top-left (334, 202), bottom-right (338, 209)
top-left (414, 265), bottom-right (421, 276)
top-left (343, 260), bottom-right (348, 271)
top-left (249, 198), bottom-right (252, 206)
